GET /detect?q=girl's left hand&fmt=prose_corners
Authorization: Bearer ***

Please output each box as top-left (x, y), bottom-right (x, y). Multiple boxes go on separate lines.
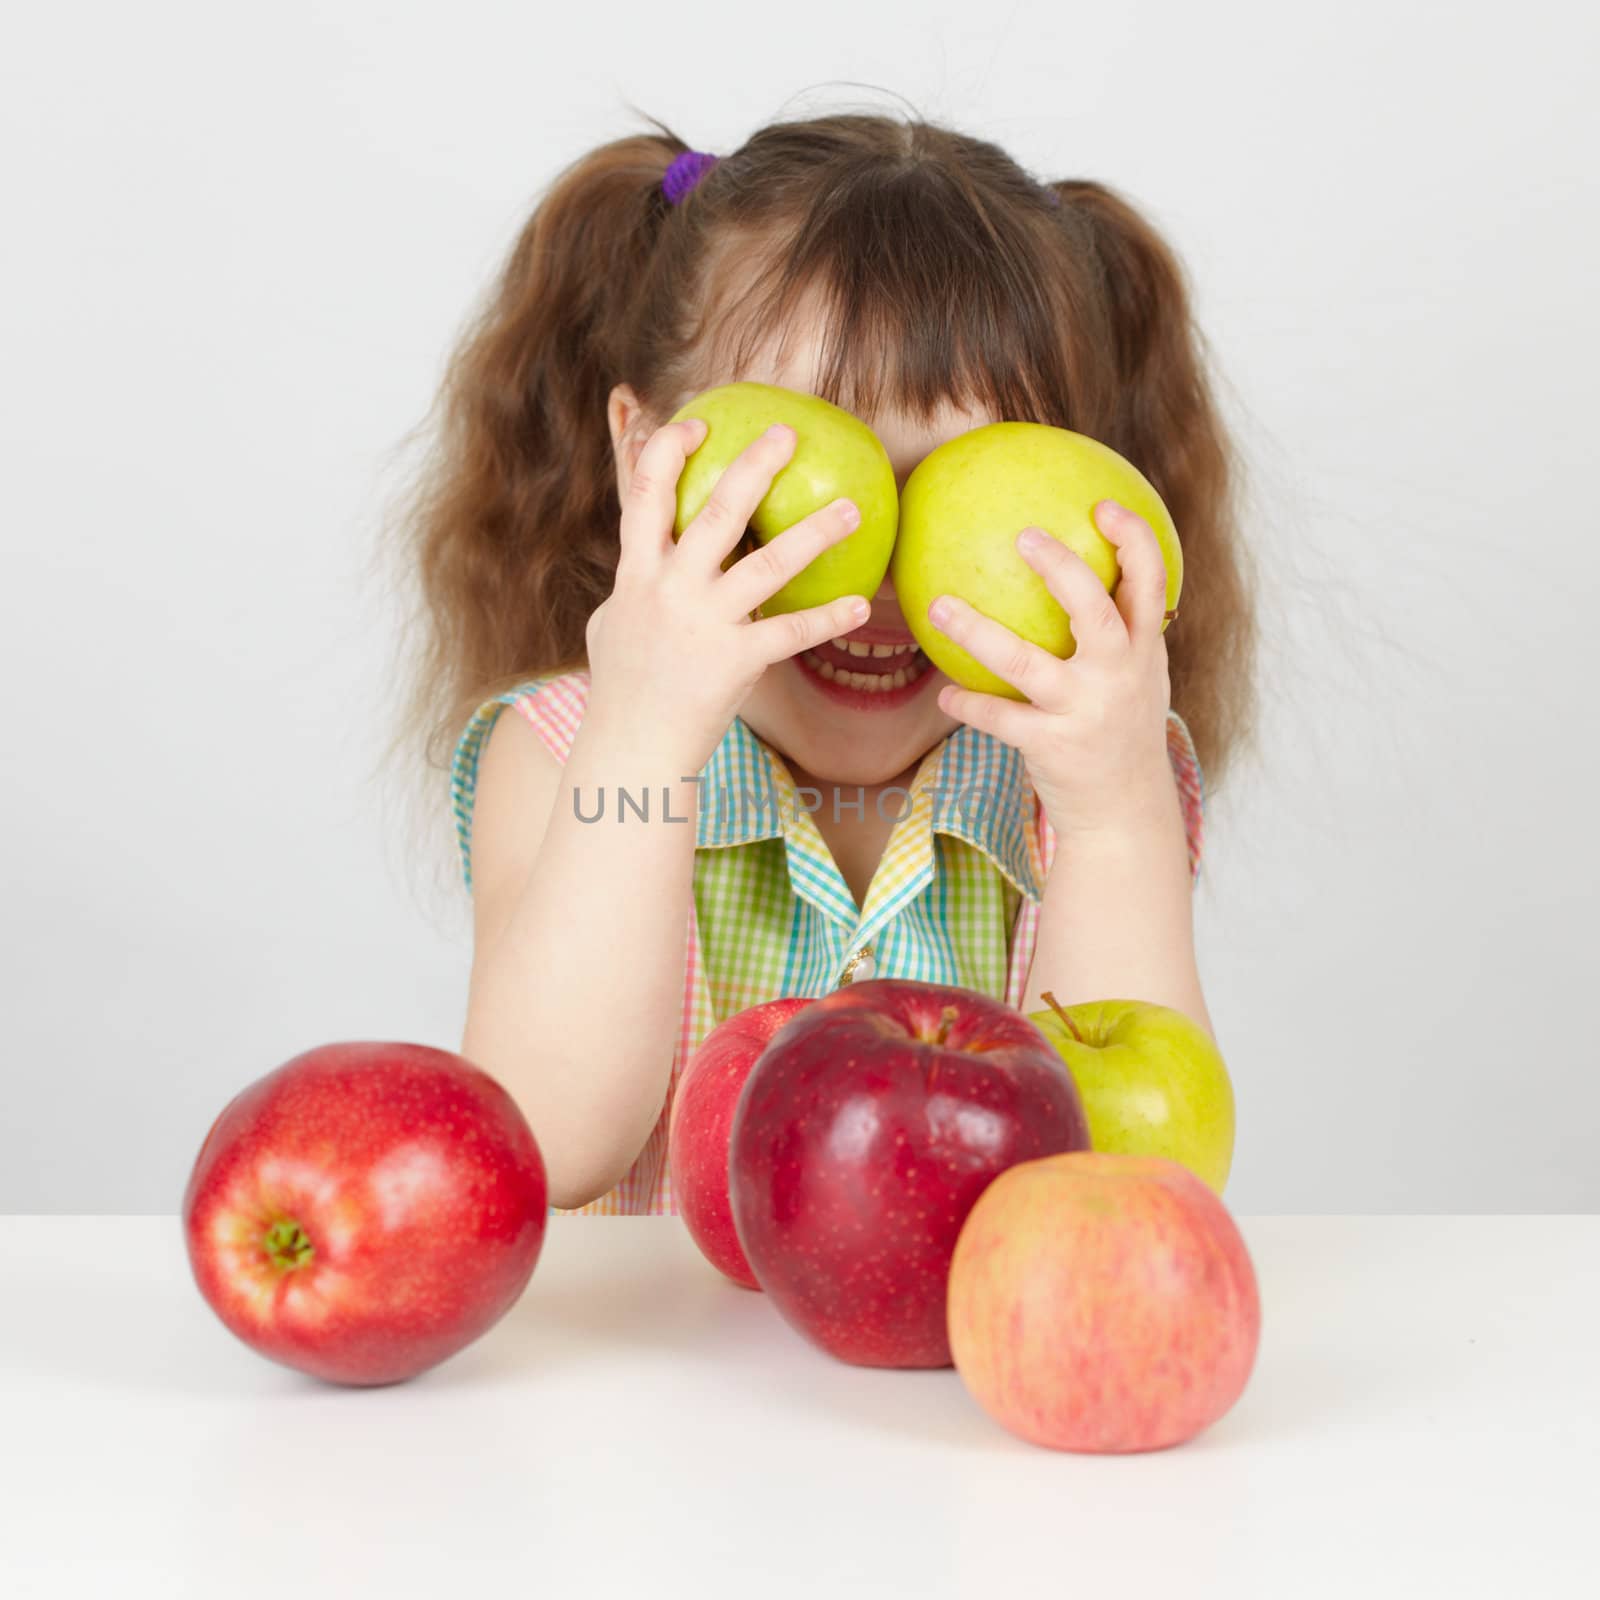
top-left (927, 499), bottom-right (1178, 839)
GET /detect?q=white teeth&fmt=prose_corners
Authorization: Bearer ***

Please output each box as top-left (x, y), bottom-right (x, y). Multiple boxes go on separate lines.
top-left (828, 637), bottom-right (915, 653)
top-left (828, 638), bottom-right (917, 655)
top-left (800, 648), bottom-right (929, 694)
top-left (842, 640), bottom-right (913, 658)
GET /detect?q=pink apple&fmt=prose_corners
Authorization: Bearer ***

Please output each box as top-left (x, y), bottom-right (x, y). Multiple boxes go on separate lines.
top-left (182, 1041), bottom-right (548, 1386)
top-left (668, 997), bottom-right (816, 1288)
top-left (947, 1149), bottom-right (1261, 1451)
top-left (729, 977), bottom-right (1089, 1368)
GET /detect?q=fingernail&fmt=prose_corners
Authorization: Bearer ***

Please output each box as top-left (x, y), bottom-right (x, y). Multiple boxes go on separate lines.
top-left (928, 596), bottom-right (953, 625)
top-left (1017, 526), bottom-right (1044, 549)
top-left (850, 597), bottom-right (871, 619)
top-left (831, 497), bottom-right (860, 528)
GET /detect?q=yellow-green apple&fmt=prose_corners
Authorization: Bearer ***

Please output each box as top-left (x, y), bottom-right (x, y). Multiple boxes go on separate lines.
top-left (668, 996), bottom-right (816, 1289)
top-left (1027, 990), bottom-right (1235, 1194)
top-left (947, 1150), bottom-right (1260, 1452)
top-left (890, 421), bottom-right (1183, 698)
top-left (182, 1042), bottom-right (548, 1386)
top-left (729, 977), bottom-right (1089, 1369)
top-left (667, 381), bottom-right (898, 615)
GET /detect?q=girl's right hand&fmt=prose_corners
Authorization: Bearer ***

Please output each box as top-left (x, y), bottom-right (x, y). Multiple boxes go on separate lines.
top-left (582, 417), bottom-right (872, 776)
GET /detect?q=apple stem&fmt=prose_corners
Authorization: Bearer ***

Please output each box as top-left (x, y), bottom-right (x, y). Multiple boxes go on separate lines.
top-left (1040, 990), bottom-right (1085, 1044)
top-left (932, 1004), bottom-right (959, 1047)
top-left (263, 1218), bottom-right (315, 1273)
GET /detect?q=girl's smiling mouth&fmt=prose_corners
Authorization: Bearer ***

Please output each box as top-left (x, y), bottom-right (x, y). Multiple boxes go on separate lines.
top-left (791, 633), bottom-right (936, 708)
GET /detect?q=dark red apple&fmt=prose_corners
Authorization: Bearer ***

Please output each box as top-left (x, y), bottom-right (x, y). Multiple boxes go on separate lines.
top-left (729, 977), bottom-right (1090, 1368)
top-left (668, 996), bottom-right (816, 1288)
top-left (182, 1041), bottom-right (548, 1386)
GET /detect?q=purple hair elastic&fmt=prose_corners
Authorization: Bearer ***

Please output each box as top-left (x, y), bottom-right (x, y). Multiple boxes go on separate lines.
top-left (663, 149), bottom-right (719, 205)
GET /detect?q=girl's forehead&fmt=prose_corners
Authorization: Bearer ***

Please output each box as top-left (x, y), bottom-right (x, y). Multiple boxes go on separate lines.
top-left (742, 345), bottom-right (997, 446)
top-left (716, 294), bottom-right (999, 460)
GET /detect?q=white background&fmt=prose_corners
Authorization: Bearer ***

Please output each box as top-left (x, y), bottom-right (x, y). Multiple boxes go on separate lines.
top-left (3, 1), bottom-right (1594, 1213)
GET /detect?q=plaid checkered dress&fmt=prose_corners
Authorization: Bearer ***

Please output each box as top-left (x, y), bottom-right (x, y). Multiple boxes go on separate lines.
top-left (451, 668), bottom-right (1204, 1215)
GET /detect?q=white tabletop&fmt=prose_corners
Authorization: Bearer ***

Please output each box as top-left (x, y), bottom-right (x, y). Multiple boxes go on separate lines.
top-left (1, 1214), bottom-right (1595, 1599)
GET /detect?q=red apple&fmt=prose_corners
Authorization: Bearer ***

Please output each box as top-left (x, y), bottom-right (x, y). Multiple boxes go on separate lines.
top-left (182, 1041), bottom-right (548, 1386)
top-left (947, 1150), bottom-right (1261, 1452)
top-left (669, 997), bottom-right (816, 1288)
top-left (729, 977), bottom-right (1090, 1369)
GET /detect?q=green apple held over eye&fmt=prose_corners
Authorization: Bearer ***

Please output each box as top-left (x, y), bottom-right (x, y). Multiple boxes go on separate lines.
top-left (891, 422), bottom-right (1184, 699)
top-left (667, 382), bottom-right (899, 616)
top-left (1026, 990), bottom-right (1235, 1195)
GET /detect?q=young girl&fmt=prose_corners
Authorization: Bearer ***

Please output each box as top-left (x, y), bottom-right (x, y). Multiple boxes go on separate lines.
top-left (380, 111), bottom-right (1258, 1215)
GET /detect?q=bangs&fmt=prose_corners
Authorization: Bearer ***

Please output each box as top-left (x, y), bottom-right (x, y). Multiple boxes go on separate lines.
top-left (684, 169), bottom-right (1098, 433)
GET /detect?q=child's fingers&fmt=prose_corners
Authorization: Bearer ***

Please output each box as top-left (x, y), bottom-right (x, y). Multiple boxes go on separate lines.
top-left (618, 418), bottom-right (708, 574)
top-left (716, 496), bottom-right (861, 620)
top-left (1090, 501), bottom-right (1170, 642)
top-left (675, 423), bottom-right (798, 578)
top-left (937, 682), bottom-right (1050, 750)
top-left (925, 592), bottom-right (1073, 711)
top-left (1012, 523), bottom-right (1130, 665)
top-left (745, 592), bottom-right (872, 669)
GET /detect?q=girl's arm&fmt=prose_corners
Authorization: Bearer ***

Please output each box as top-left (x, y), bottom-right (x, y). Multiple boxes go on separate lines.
top-left (929, 500), bottom-right (1212, 1039)
top-left (461, 705), bottom-right (701, 1210)
top-left (458, 415), bottom-right (870, 1208)
top-left (1018, 770), bottom-right (1214, 1038)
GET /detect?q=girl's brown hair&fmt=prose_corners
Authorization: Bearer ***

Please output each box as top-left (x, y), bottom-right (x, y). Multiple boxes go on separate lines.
top-left (369, 106), bottom-right (1259, 925)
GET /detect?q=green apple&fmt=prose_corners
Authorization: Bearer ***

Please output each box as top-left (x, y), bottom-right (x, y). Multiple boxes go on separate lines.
top-left (1025, 991), bottom-right (1234, 1195)
top-left (666, 381), bottom-right (899, 616)
top-left (890, 422), bottom-right (1183, 698)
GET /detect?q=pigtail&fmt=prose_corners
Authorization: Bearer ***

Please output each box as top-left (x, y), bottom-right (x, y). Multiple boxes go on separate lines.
top-left (1055, 180), bottom-right (1259, 794)
top-left (435, 136), bottom-right (681, 693)
top-left (371, 126), bottom-right (688, 921)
